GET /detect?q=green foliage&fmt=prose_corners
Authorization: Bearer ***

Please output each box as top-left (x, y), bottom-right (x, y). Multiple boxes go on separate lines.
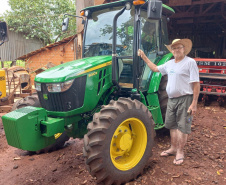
top-left (1, 60), bottom-right (25, 68)
top-left (4, 0), bottom-right (76, 45)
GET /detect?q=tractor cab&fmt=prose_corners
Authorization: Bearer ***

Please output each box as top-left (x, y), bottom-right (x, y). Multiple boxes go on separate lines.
top-left (82, 0), bottom-right (173, 97)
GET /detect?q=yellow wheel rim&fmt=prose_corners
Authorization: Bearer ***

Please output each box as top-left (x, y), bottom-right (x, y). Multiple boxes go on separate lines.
top-left (54, 133), bottom-right (62, 139)
top-left (110, 118), bottom-right (147, 171)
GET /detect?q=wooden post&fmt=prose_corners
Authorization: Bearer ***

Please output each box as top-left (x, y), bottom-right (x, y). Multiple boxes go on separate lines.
top-left (76, 0), bottom-right (94, 34)
top-left (77, 33), bottom-right (83, 59)
top-left (94, 0), bottom-right (106, 5)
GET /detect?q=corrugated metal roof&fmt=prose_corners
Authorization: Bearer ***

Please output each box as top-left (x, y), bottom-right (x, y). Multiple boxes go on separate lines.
top-left (18, 35), bottom-right (77, 60)
top-left (0, 30), bottom-right (44, 61)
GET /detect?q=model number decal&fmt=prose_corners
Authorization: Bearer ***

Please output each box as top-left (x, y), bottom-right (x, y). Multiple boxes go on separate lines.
top-left (196, 61), bottom-right (226, 66)
top-left (88, 72), bottom-right (97, 77)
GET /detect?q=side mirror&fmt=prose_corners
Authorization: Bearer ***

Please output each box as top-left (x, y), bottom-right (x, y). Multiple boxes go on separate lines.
top-left (0, 22), bottom-right (9, 42)
top-left (147, 0), bottom-right (162, 20)
top-left (62, 17), bottom-right (69, 32)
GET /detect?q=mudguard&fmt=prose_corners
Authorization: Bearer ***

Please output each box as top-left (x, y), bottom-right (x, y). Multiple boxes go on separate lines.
top-left (148, 53), bottom-right (173, 94)
top-left (146, 53), bottom-right (172, 129)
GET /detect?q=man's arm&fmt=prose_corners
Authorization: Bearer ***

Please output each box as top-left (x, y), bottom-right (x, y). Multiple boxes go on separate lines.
top-left (138, 49), bottom-right (159, 72)
top-left (188, 82), bottom-right (200, 115)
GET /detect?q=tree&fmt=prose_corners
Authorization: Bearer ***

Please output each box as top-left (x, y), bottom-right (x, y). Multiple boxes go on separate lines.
top-left (4, 0), bottom-right (76, 45)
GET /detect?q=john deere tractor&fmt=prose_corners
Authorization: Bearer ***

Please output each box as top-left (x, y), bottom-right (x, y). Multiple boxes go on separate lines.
top-left (2, 0), bottom-right (174, 184)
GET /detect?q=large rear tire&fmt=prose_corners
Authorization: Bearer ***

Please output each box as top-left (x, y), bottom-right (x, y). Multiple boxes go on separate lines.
top-left (12, 94), bottom-right (69, 154)
top-left (158, 75), bottom-right (168, 121)
top-left (83, 97), bottom-right (155, 185)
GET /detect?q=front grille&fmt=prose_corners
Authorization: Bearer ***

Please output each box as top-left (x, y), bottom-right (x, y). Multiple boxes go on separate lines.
top-left (37, 75), bottom-right (87, 111)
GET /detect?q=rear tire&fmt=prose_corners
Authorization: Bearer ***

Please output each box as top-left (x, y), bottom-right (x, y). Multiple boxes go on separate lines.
top-left (12, 94), bottom-right (69, 154)
top-left (157, 76), bottom-right (169, 135)
top-left (83, 98), bottom-right (155, 185)
top-left (158, 75), bottom-right (168, 121)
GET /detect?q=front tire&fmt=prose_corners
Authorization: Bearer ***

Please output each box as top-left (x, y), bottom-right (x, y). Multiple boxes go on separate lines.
top-left (83, 98), bottom-right (155, 185)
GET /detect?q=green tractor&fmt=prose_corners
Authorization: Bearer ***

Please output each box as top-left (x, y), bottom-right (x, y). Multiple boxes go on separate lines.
top-left (2, 0), bottom-right (174, 184)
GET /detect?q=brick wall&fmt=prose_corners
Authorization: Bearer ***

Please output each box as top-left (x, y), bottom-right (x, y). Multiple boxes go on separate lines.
top-left (94, 0), bottom-right (105, 5)
top-left (25, 38), bottom-right (79, 84)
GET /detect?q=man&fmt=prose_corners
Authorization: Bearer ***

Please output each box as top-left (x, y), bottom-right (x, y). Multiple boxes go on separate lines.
top-left (138, 39), bottom-right (200, 165)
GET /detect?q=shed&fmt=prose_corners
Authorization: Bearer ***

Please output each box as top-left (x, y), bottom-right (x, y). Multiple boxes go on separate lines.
top-left (0, 30), bottom-right (43, 62)
top-left (18, 34), bottom-right (81, 84)
top-left (162, 0), bottom-right (226, 58)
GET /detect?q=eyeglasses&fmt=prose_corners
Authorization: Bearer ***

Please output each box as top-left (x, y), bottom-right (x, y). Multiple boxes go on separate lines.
top-left (171, 46), bottom-right (184, 51)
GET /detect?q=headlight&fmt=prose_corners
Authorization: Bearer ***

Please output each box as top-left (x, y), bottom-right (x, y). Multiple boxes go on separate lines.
top-left (46, 79), bottom-right (74, 93)
top-left (47, 83), bottom-right (61, 92)
top-left (61, 79), bottom-right (74, 92)
top-left (35, 82), bottom-right (41, 91)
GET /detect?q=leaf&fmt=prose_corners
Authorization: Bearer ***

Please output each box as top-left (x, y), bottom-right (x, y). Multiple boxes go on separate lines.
top-left (6, 0), bottom-right (76, 45)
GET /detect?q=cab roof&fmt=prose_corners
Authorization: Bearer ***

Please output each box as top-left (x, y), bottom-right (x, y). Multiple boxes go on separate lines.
top-left (82, 0), bottom-right (174, 16)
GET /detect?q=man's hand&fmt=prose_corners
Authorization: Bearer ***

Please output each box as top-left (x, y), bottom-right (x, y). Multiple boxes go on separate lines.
top-left (137, 49), bottom-right (144, 58)
top-left (137, 49), bottom-right (159, 72)
top-left (188, 82), bottom-right (200, 115)
top-left (188, 103), bottom-right (197, 115)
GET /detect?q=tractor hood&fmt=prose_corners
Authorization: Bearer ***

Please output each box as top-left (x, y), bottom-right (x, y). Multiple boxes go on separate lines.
top-left (35, 55), bottom-right (112, 83)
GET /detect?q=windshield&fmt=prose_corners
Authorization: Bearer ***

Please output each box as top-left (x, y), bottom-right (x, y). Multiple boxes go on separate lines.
top-left (84, 6), bottom-right (134, 58)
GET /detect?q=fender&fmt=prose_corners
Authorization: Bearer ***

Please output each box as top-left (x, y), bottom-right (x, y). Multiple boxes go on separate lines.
top-left (146, 53), bottom-right (172, 129)
top-left (148, 53), bottom-right (173, 94)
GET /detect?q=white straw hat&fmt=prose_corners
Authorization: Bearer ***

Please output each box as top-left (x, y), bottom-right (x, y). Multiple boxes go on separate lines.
top-left (165, 39), bottom-right (192, 55)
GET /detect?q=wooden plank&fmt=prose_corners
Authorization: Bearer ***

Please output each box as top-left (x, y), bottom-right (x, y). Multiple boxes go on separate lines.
top-left (202, 3), bottom-right (217, 15)
top-left (177, 19), bottom-right (194, 24)
top-left (0, 105), bottom-right (13, 113)
top-left (186, 5), bottom-right (195, 12)
top-left (165, 0), bottom-right (225, 6)
top-left (192, 0), bottom-right (226, 5)
top-left (171, 11), bottom-right (221, 18)
top-left (173, 7), bottom-right (182, 13)
top-left (171, 12), bottom-right (195, 18)
top-left (169, 0), bottom-right (192, 6)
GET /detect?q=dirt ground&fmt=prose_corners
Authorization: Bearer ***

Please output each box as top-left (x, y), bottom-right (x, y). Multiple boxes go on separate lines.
top-left (0, 102), bottom-right (225, 185)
